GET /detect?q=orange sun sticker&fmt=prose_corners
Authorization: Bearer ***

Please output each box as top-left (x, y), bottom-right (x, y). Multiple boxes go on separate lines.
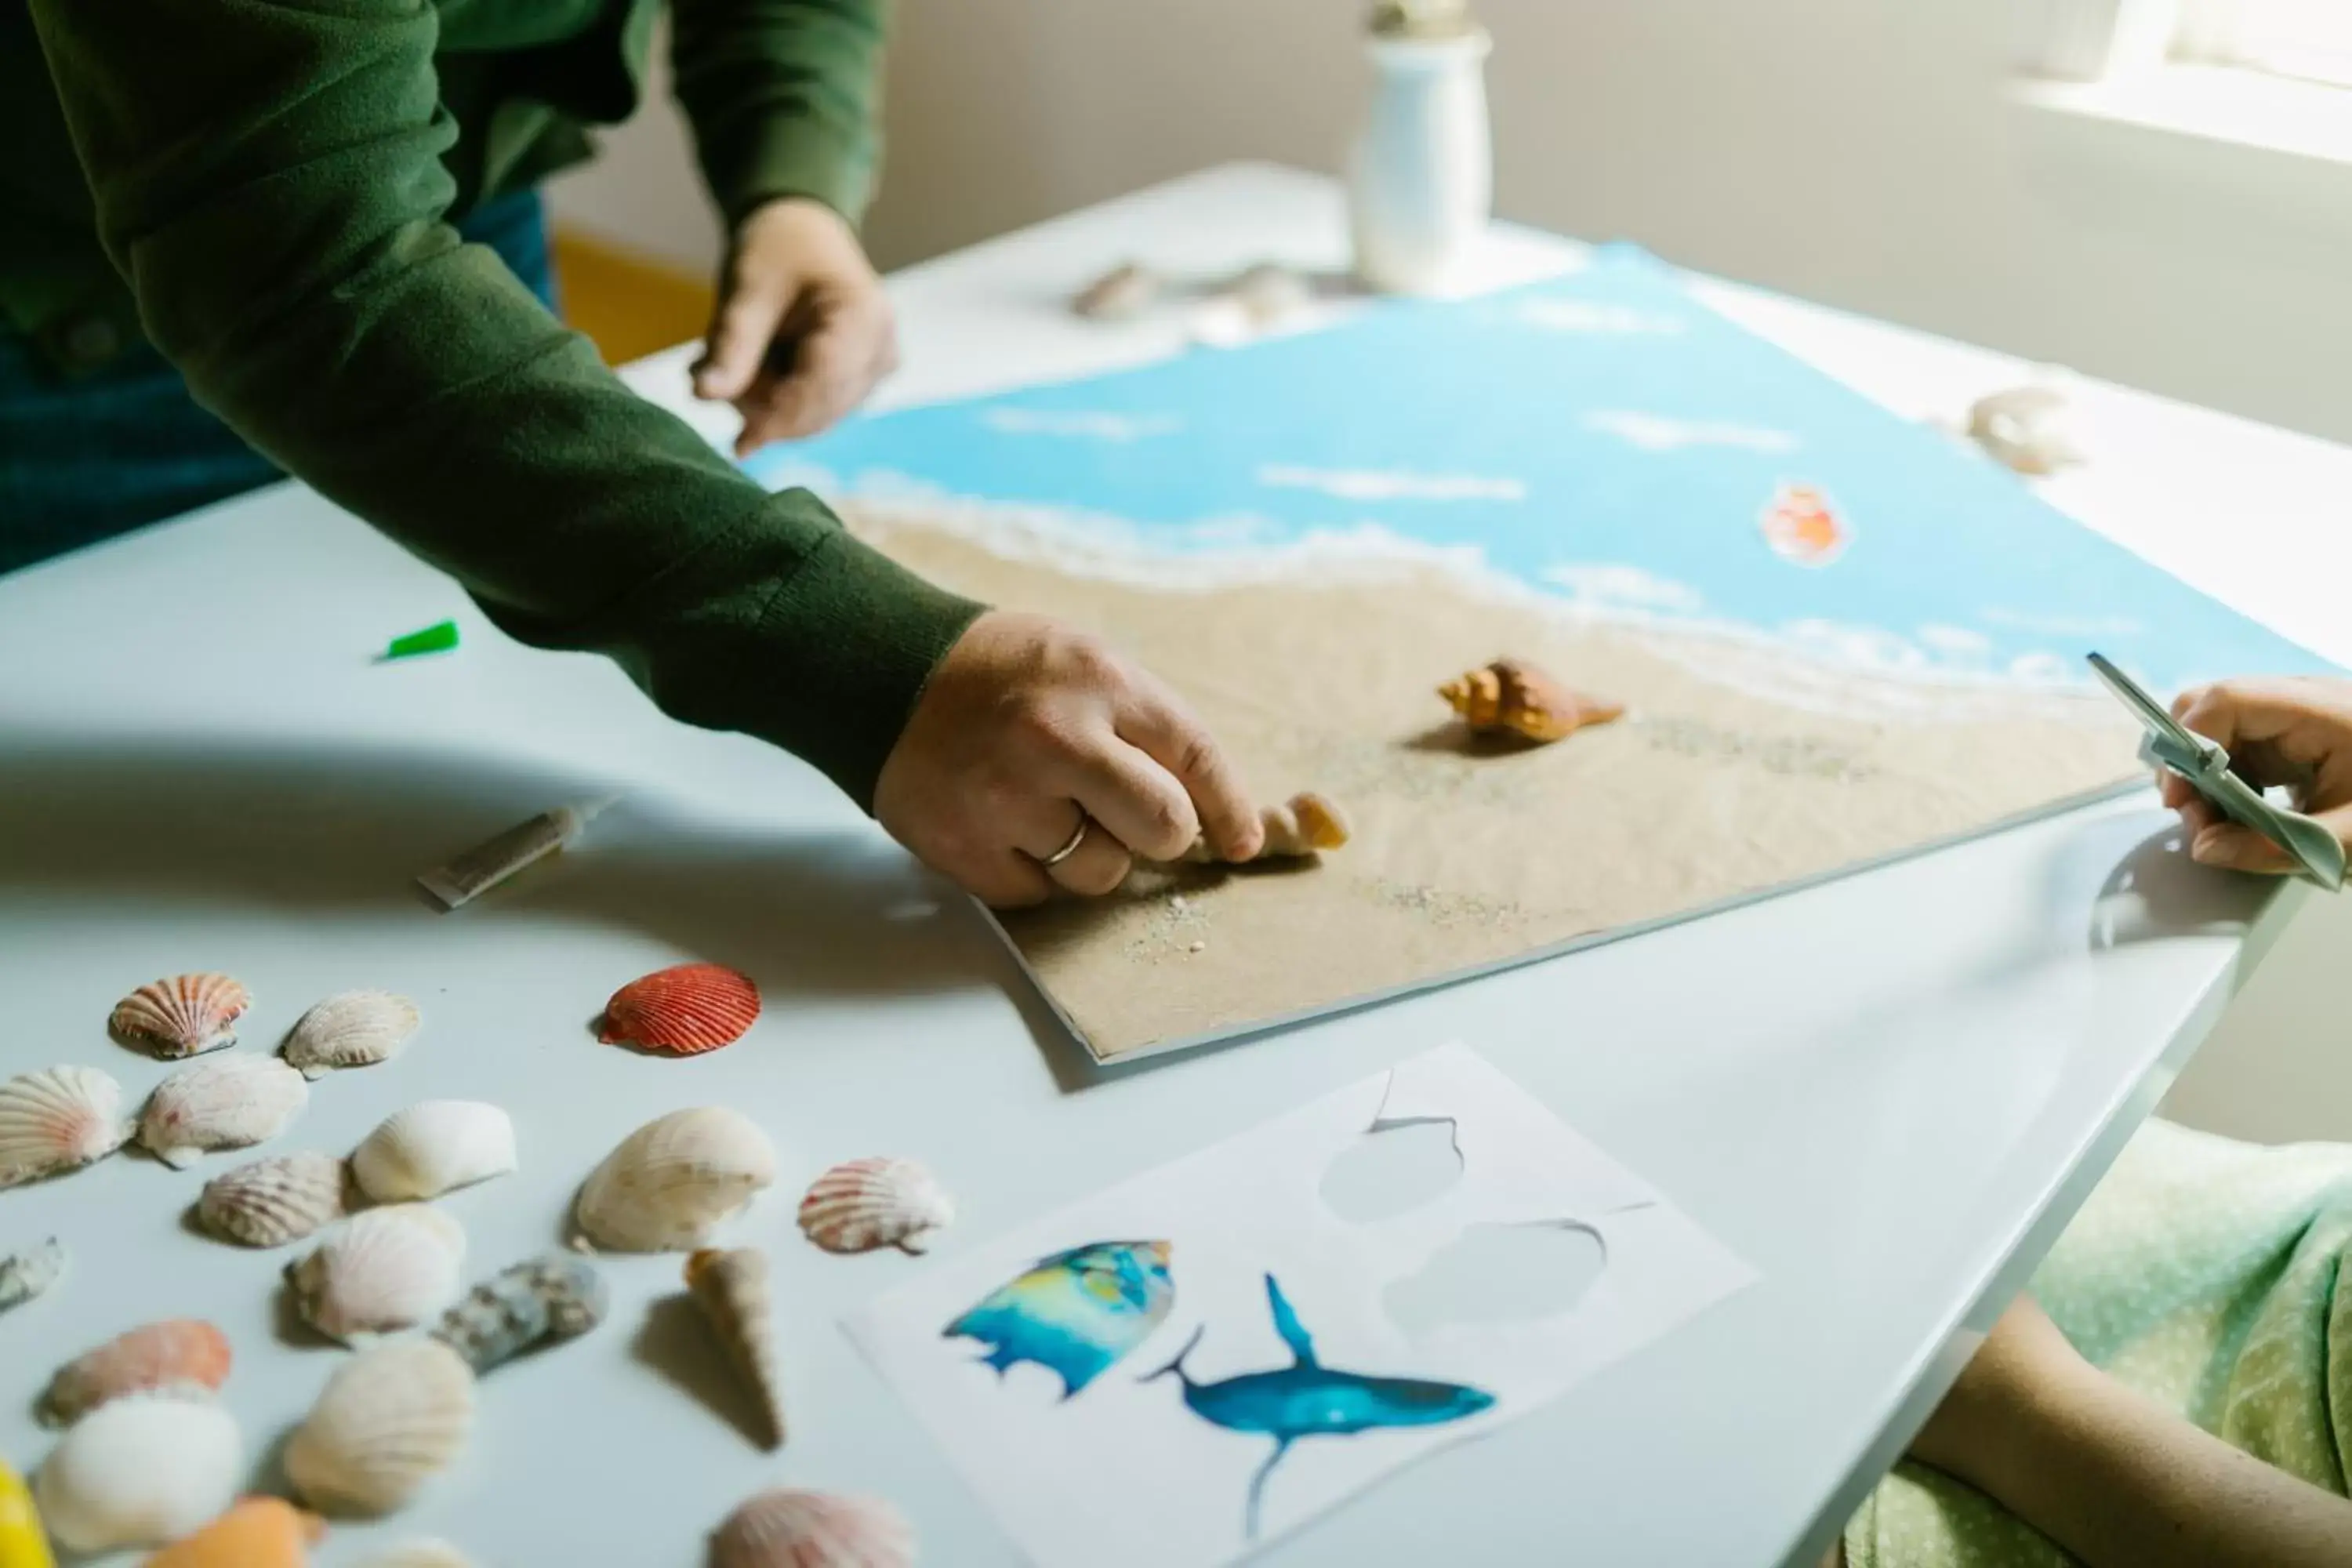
top-left (1759, 482), bottom-right (1850, 567)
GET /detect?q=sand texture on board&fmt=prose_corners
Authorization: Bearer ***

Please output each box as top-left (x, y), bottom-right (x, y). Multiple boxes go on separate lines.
top-left (848, 504), bottom-right (2143, 1060)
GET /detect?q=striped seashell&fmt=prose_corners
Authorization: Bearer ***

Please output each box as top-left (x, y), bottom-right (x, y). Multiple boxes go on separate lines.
top-left (797, 1157), bottom-right (955, 1256)
top-left (710, 1488), bottom-right (915, 1568)
top-left (34, 1392), bottom-right (243, 1554)
top-left (108, 972), bottom-right (249, 1059)
top-left (289, 1205), bottom-right (466, 1347)
top-left (685, 1247), bottom-right (785, 1450)
top-left (285, 1338), bottom-right (475, 1517)
top-left (282, 990), bottom-right (420, 1080)
top-left (1439, 658), bottom-right (1624, 745)
top-left (0, 1237), bottom-right (64, 1316)
top-left (39, 1319), bottom-right (233, 1427)
top-left (139, 1053), bottom-right (308, 1169)
top-left (143, 1495), bottom-right (322, 1568)
top-left (597, 963), bottom-right (760, 1055)
top-left (350, 1101), bottom-right (515, 1203)
top-left (431, 1254), bottom-right (608, 1377)
top-left (574, 1107), bottom-right (775, 1253)
top-left (198, 1152), bottom-right (347, 1248)
top-left (0, 1065), bottom-right (131, 1189)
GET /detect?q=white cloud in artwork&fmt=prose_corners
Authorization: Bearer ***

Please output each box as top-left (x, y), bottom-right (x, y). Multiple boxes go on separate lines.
top-left (981, 408), bottom-right (1182, 442)
top-left (1543, 562), bottom-right (1706, 615)
top-left (1583, 411), bottom-right (1799, 456)
top-left (1254, 465), bottom-right (1528, 503)
top-left (1515, 298), bottom-right (1687, 336)
top-left (1980, 607), bottom-right (2146, 639)
top-left (1917, 624), bottom-right (1994, 659)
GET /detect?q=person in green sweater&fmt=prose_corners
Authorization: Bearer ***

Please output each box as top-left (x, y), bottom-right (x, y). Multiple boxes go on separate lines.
top-left (4, 0), bottom-right (1265, 899)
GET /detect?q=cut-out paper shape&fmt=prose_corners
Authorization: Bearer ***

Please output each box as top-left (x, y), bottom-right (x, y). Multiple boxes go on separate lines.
top-left (1144, 1274), bottom-right (1494, 1537)
top-left (943, 1240), bottom-right (1175, 1399)
top-left (1759, 481), bottom-right (1850, 567)
top-left (1382, 1220), bottom-right (1610, 1337)
top-left (1317, 1116), bottom-right (1462, 1224)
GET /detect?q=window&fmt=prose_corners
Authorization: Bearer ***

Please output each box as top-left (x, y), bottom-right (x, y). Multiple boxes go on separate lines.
top-left (2176, 1), bottom-right (2352, 88)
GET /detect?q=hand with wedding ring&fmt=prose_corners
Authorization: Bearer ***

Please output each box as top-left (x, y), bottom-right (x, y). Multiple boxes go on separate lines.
top-left (873, 611), bottom-right (1266, 907)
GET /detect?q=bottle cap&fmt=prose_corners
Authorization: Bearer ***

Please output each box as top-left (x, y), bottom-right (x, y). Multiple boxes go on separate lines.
top-left (1370, 0), bottom-right (1478, 40)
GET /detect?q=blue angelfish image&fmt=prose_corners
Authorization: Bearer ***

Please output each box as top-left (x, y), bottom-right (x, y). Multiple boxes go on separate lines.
top-left (944, 1239), bottom-right (1176, 1399)
top-left (1144, 1273), bottom-right (1497, 1537)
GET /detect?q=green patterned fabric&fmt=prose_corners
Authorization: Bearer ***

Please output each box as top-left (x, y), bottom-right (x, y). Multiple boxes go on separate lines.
top-left (1847, 1119), bottom-right (2352, 1566)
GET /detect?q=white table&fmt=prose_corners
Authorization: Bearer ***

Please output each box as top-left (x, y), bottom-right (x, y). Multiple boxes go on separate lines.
top-left (2, 163), bottom-right (2347, 1566)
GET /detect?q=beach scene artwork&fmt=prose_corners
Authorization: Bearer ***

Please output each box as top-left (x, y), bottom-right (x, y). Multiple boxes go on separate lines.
top-left (750, 248), bottom-right (2332, 1061)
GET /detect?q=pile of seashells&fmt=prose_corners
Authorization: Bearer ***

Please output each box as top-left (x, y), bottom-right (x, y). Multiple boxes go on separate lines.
top-left (0, 964), bottom-right (956, 1566)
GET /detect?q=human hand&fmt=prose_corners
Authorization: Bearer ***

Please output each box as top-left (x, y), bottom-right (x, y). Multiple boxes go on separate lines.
top-left (873, 612), bottom-right (1266, 908)
top-left (1909, 1294), bottom-right (2092, 1490)
top-left (2160, 677), bottom-right (2352, 873)
top-left (691, 197), bottom-right (896, 456)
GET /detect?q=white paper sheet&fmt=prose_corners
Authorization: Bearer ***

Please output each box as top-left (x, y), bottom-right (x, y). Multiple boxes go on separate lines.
top-left (847, 1043), bottom-right (1758, 1565)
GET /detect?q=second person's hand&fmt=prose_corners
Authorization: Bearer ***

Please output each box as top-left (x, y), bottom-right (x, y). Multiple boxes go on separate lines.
top-left (2162, 677), bottom-right (2352, 873)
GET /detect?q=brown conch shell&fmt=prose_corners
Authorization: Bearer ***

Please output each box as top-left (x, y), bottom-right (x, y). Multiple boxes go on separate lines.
top-left (710, 1488), bottom-right (915, 1568)
top-left (1438, 658), bottom-right (1624, 744)
top-left (39, 1318), bottom-right (233, 1428)
top-left (684, 1247), bottom-right (786, 1450)
top-left (108, 973), bottom-right (249, 1059)
top-left (1184, 791), bottom-right (1351, 863)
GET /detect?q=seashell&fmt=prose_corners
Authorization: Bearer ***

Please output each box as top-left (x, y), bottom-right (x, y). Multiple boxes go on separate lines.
top-left (284, 1338), bottom-right (475, 1517)
top-left (1967, 383), bottom-right (2082, 477)
top-left (1185, 790), bottom-right (1351, 863)
top-left (146, 1496), bottom-right (324, 1568)
top-left (574, 1107), bottom-right (776, 1252)
top-left (797, 1156), bottom-right (955, 1256)
top-left (0, 1237), bottom-right (64, 1316)
top-left (38, 1319), bottom-right (232, 1427)
top-left (1071, 260), bottom-right (1159, 321)
top-left (34, 1392), bottom-right (242, 1553)
top-left (350, 1101), bottom-right (516, 1203)
top-left (710, 1488), bottom-right (916, 1568)
top-left (431, 1254), bottom-right (608, 1376)
top-left (139, 1052), bottom-right (309, 1169)
top-left (108, 972), bottom-right (249, 1059)
top-left (198, 1152), bottom-right (348, 1248)
top-left (0, 1457), bottom-right (51, 1568)
top-left (281, 989), bottom-right (421, 1080)
top-left (1438, 658), bottom-right (1625, 744)
top-left (1222, 261), bottom-right (1314, 327)
top-left (0, 1065), bottom-right (132, 1188)
top-left (289, 1204), bottom-right (466, 1346)
top-left (597, 963), bottom-right (760, 1056)
top-left (684, 1247), bottom-right (786, 1450)
top-left (358, 1541), bottom-right (476, 1568)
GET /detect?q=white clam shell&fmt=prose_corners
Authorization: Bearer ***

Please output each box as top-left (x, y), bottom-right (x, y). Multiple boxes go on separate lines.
top-left (285, 1338), bottom-right (476, 1516)
top-left (34, 1392), bottom-right (244, 1553)
top-left (139, 1052), bottom-right (308, 1169)
top-left (797, 1156), bottom-right (956, 1255)
top-left (0, 1064), bottom-right (131, 1188)
top-left (282, 989), bottom-right (422, 1079)
top-left (360, 1541), bottom-right (478, 1568)
top-left (351, 1100), bottom-right (517, 1203)
top-left (575, 1107), bottom-right (776, 1253)
top-left (289, 1203), bottom-right (467, 1346)
top-left (711, 1487), bottom-right (916, 1568)
top-left (198, 1151), bottom-right (349, 1247)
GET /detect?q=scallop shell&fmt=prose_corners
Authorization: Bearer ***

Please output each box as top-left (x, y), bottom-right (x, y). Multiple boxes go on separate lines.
top-left (33, 1392), bottom-right (243, 1554)
top-left (351, 1101), bottom-right (516, 1203)
top-left (289, 1204), bottom-right (467, 1346)
top-left (797, 1157), bottom-right (954, 1256)
top-left (139, 1052), bottom-right (309, 1169)
top-left (0, 1065), bottom-right (131, 1188)
top-left (431, 1254), bottom-right (608, 1376)
top-left (1438, 658), bottom-right (1625, 744)
top-left (38, 1319), bottom-right (233, 1427)
top-left (0, 1237), bottom-right (64, 1316)
top-left (710, 1489), bottom-right (916, 1568)
top-left (198, 1152), bottom-right (348, 1248)
top-left (684, 1247), bottom-right (785, 1450)
top-left (282, 989), bottom-right (421, 1080)
top-left (575, 1107), bottom-right (776, 1252)
top-left (597, 963), bottom-right (760, 1056)
top-left (108, 972), bottom-right (249, 1059)
top-left (358, 1541), bottom-right (476, 1568)
top-left (146, 1496), bottom-right (324, 1568)
top-left (285, 1338), bottom-right (475, 1517)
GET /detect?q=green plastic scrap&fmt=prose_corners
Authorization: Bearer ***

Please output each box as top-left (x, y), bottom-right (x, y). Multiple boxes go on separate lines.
top-left (382, 619), bottom-right (460, 661)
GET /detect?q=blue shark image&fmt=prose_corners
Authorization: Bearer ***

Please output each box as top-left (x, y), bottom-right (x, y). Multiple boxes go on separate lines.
top-left (1143, 1274), bottom-right (1497, 1537)
top-left (944, 1240), bottom-right (1175, 1399)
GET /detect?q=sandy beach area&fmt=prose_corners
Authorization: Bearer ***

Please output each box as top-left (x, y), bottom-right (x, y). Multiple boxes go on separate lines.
top-left (845, 502), bottom-right (2144, 1061)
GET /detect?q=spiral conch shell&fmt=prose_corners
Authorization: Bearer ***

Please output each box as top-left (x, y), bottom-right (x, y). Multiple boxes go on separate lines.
top-left (0, 1065), bottom-right (130, 1189)
top-left (139, 1052), bottom-right (309, 1169)
top-left (285, 1338), bottom-right (476, 1517)
top-left (108, 972), bottom-right (249, 1059)
top-left (431, 1254), bottom-right (608, 1376)
top-left (39, 1318), bottom-right (233, 1427)
top-left (0, 1237), bottom-right (65, 1316)
top-left (574, 1107), bottom-right (776, 1252)
top-left (1439, 658), bottom-right (1624, 744)
top-left (34, 1392), bottom-right (244, 1553)
top-left (289, 1204), bottom-right (466, 1346)
top-left (281, 989), bottom-right (421, 1080)
top-left (1182, 791), bottom-right (1352, 863)
top-left (685, 1247), bottom-right (786, 1450)
top-left (146, 1497), bottom-right (324, 1568)
top-left (198, 1152), bottom-right (348, 1248)
top-left (351, 1101), bottom-right (517, 1203)
top-left (797, 1157), bottom-right (954, 1256)
top-left (710, 1488), bottom-right (916, 1568)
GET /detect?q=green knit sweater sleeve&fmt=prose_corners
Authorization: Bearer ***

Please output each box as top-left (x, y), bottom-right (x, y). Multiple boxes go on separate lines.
top-left (673, 0), bottom-right (888, 228)
top-left (24, 0), bottom-right (980, 809)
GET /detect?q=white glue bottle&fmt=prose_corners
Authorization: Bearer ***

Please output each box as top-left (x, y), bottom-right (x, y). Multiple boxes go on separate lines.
top-left (1347, 0), bottom-right (1494, 295)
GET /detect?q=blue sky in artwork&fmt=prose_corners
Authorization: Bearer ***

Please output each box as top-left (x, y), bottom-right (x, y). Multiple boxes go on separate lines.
top-left (746, 248), bottom-right (2331, 695)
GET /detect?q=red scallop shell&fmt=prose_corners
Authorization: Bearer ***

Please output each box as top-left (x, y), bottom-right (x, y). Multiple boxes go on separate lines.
top-left (597, 964), bottom-right (760, 1056)
top-left (39, 1318), bottom-right (234, 1427)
